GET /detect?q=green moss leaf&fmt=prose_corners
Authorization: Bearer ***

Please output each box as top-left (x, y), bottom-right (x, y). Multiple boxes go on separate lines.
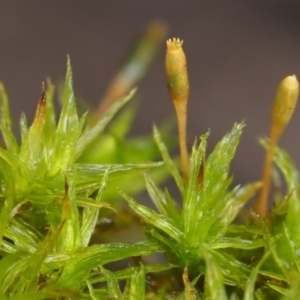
top-left (128, 263), bottom-right (145, 300)
top-left (100, 266), bottom-right (124, 300)
top-left (203, 246), bottom-right (228, 300)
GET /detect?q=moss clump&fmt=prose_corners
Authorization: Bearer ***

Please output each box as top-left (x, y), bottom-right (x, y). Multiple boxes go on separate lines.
top-left (1, 24), bottom-right (300, 299)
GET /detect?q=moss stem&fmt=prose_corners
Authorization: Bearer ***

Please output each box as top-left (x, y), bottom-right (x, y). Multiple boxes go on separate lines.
top-left (256, 75), bottom-right (299, 217)
top-left (174, 99), bottom-right (189, 181)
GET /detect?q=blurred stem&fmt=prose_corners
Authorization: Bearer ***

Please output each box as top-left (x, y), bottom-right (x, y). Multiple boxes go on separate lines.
top-left (94, 20), bottom-right (168, 121)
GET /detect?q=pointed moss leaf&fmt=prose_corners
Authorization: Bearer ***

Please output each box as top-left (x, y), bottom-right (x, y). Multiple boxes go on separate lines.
top-left (119, 190), bottom-right (182, 242)
top-left (19, 113), bottom-right (29, 163)
top-left (58, 241), bottom-right (161, 289)
top-left (0, 83), bottom-right (12, 130)
top-left (74, 89), bottom-right (136, 160)
top-left (43, 79), bottom-right (56, 163)
top-left (44, 80), bottom-right (56, 138)
top-left (26, 92), bottom-right (47, 172)
top-left (203, 247), bottom-right (228, 300)
top-left (202, 122), bottom-right (243, 206)
top-left (183, 132), bottom-right (208, 241)
top-left (144, 172), bottom-right (180, 223)
top-left (51, 57), bottom-right (80, 172)
top-left (58, 176), bottom-right (82, 252)
top-left (210, 237), bottom-right (264, 250)
top-left (78, 111), bottom-right (88, 138)
top-left (243, 251), bottom-right (270, 300)
top-left (0, 83), bottom-right (18, 154)
top-left (86, 280), bottom-right (98, 300)
top-left (164, 187), bottom-right (182, 224)
top-left (81, 168), bottom-right (109, 247)
top-left (129, 263), bottom-right (145, 300)
top-left (219, 182), bottom-right (261, 224)
top-left (153, 124), bottom-right (184, 193)
top-left (100, 266), bottom-right (124, 300)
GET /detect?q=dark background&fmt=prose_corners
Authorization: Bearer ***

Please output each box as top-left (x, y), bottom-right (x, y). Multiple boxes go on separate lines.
top-left (1, 1), bottom-right (300, 188)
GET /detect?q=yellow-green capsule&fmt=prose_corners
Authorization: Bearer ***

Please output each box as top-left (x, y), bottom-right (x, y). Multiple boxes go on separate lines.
top-left (165, 38), bottom-right (190, 181)
top-left (165, 38), bottom-right (189, 102)
top-left (271, 75), bottom-right (299, 142)
top-left (256, 75), bottom-right (299, 217)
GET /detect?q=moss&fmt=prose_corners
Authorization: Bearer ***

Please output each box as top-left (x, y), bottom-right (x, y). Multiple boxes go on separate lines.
top-left (0, 23), bottom-right (300, 299)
